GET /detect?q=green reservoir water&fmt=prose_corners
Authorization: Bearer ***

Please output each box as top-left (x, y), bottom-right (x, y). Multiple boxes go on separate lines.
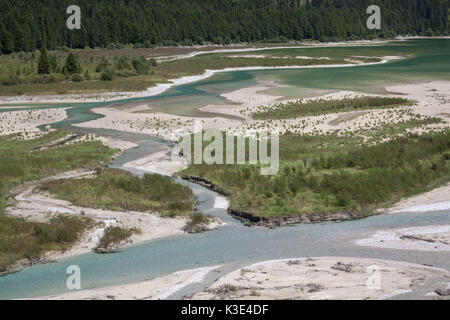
top-left (0, 39), bottom-right (449, 299)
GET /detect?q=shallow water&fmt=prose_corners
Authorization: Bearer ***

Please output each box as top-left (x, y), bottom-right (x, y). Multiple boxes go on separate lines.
top-left (1, 209), bottom-right (448, 300)
top-left (0, 39), bottom-right (449, 299)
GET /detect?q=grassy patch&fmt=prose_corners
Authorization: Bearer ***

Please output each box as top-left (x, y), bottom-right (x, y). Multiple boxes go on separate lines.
top-left (97, 226), bottom-right (139, 252)
top-left (0, 131), bottom-right (117, 272)
top-left (184, 212), bottom-right (212, 233)
top-left (0, 130), bottom-right (117, 188)
top-left (0, 214), bottom-right (94, 272)
top-left (41, 169), bottom-right (196, 216)
top-left (181, 130), bottom-right (450, 219)
top-left (251, 97), bottom-right (414, 120)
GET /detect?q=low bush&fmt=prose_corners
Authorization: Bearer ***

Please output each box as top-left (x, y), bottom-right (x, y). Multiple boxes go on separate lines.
top-left (101, 70), bottom-right (115, 81)
top-left (71, 73), bottom-right (84, 82)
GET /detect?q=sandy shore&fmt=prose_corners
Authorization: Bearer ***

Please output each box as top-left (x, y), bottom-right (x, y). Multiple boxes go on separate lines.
top-left (0, 108), bottom-right (67, 138)
top-left (121, 144), bottom-right (187, 176)
top-left (356, 225), bottom-right (450, 252)
top-left (26, 256), bottom-right (450, 300)
top-left (29, 266), bottom-right (219, 300)
top-left (187, 258), bottom-right (450, 300)
top-left (74, 80), bottom-right (450, 144)
top-left (383, 183), bottom-right (450, 214)
top-left (0, 51), bottom-right (396, 105)
top-left (156, 39), bottom-right (386, 62)
top-left (5, 170), bottom-right (190, 263)
top-left (1, 130), bottom-right (221, 274)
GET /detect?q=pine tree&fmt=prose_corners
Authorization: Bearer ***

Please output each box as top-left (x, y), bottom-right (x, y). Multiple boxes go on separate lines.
top-left (37, 47), bottom-right (51, 74)
top-left (0, 27), bottom-right (14, 54)
top-left (62, 53), bottom-right (82, 74)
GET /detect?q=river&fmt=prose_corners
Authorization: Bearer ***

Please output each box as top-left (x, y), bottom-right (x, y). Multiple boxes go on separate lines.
top-left (0, 39), bottom-right (449, 299)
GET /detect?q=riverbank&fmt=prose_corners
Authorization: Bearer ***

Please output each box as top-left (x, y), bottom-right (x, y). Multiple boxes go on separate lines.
top-left (185, 173), bottom-right (450, 228)
top-left (0, 108), bottom-right (67, 138)
top-left (0, 50), bottom-right (397, 104)
top-left (3, 170), bottom-right (188, 273)
top-left (356, 225), bottom-right (450, 252)
top-left (28, 266), bottom-right (219, 300)
top-left (71, 79), bottom-right (450, 228)
top-left (0, 133), bottom-right (220, 274)
top-left (73, 80), bottom-right (450, 142)
top-left (384, 183), bottom-right (450, 213)
top-left (187, 258), bottom-right (450, 300)
top-left (31, 257), bottom-right (450, 300)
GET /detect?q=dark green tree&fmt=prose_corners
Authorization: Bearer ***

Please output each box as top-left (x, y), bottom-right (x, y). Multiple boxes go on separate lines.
top-left (0, 26), bottom-right (15, 54)
top-left (62, 53), bottom-right (82, 74)
top-left (37, 47), bottom-right (51, 74)
top-left (0, 0), bottom-right (448, 54)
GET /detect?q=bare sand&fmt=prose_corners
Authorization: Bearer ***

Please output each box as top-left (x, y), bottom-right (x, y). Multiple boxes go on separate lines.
top-left (187, 258), bottom-right (450, 300)
top-left (0, 108), bottom-right (67, 138)
top-left (5, 167), bottom-right (222, 272)
top-left (356, 225), bottom-right (450, 252)
top-left (28, 256), bottom-right (450, 300)
top-left (74, 80), bottom-right (450, 144)
top-left (5, 170), bottom-right (189, 262)
top-left (384, 183), bottom-right (450, 214)
top-left (156, 39), bottom-right (386, 62)
top-left (121, 145), bottom-right (187, 176)
top-left (29, 266), bottom-right (219, 300)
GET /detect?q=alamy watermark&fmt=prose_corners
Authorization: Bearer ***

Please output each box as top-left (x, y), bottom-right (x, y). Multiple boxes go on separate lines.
top-left (66, 5), bottom-right (81, 30)
top-left (66, 265), bottom-right (81, 290)
top-left (66, 5), bottom-right (381, 31)
top-left (367, 5), bottom-right (381, 30)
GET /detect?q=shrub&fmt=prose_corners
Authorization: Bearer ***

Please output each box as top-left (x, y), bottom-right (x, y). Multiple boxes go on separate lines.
top-left (43, 74), bottom-right (57, 83)
top-left (71, 73), bottom-right (84, 82)
top-left (132, 56), bottom-right (150, 75)
top-left (116, 70), bottom-right (138, 78)
top-left (101, 70), bottom-right (115, 81)
top-left (190, 212), bottom-right (206, 225)
top-left (2, 74), bottom-right (21, 86)
top-left (97, 226), bottom-right (137, 251)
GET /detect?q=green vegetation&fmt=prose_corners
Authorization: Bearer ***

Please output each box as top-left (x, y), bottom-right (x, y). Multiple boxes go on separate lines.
top-left (1, 0), bottom-right (448, 96)
top-left (182, 130), bottom-right (450, 219)
top-left (0, 213), bottom-right (95, 272)
top-left (97, 226), bottom-right (139, 252)
top-left (0, 46), bottom-right (363, 96)
top-left (37, 47), bottom-right (50, 75)
top-left (0, 131), bottom-right (117, 272)
top-left (252, 97), bottom-right (414, 120)
top-left (2, 0), bottom-right (448, 53)
top-left (0, 130), bottom-right (116, 188)
top-left (62, 53), bottom-right (82, 75)
top-left (362, 117), bottom-right (445, 143)
top-left (0, 49), bottom-right (158, 95)
top-left (185, 212), bottom-right (208, 228)
top-left (183, 212), bottom-right (214, 233)
top-left (41, 169), bottom-right (196, 217)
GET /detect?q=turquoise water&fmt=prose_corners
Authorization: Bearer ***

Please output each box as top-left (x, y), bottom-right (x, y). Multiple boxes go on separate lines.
top-left (0, 39), bottom-right (449, 299)
top-left (3, 39), bottom-right (450, 116)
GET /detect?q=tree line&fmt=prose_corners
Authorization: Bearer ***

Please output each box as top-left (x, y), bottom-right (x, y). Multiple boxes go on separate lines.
top-left (1, 0), bottom-right (449, 54)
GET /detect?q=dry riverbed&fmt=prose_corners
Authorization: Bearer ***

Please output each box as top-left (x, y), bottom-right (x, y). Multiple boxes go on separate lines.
top-left (0, 108), bottom-right (67, 138)
top-left (187, 258), bottom-right (450, 300)
top-left (5, 170), bottom-right (186, 265)
top-left (29, 266), bottom-right (220, 300)
top-left (74, 80), bottom-right (450, 142)
top-left (31, 257), bottom-right (450, 300)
